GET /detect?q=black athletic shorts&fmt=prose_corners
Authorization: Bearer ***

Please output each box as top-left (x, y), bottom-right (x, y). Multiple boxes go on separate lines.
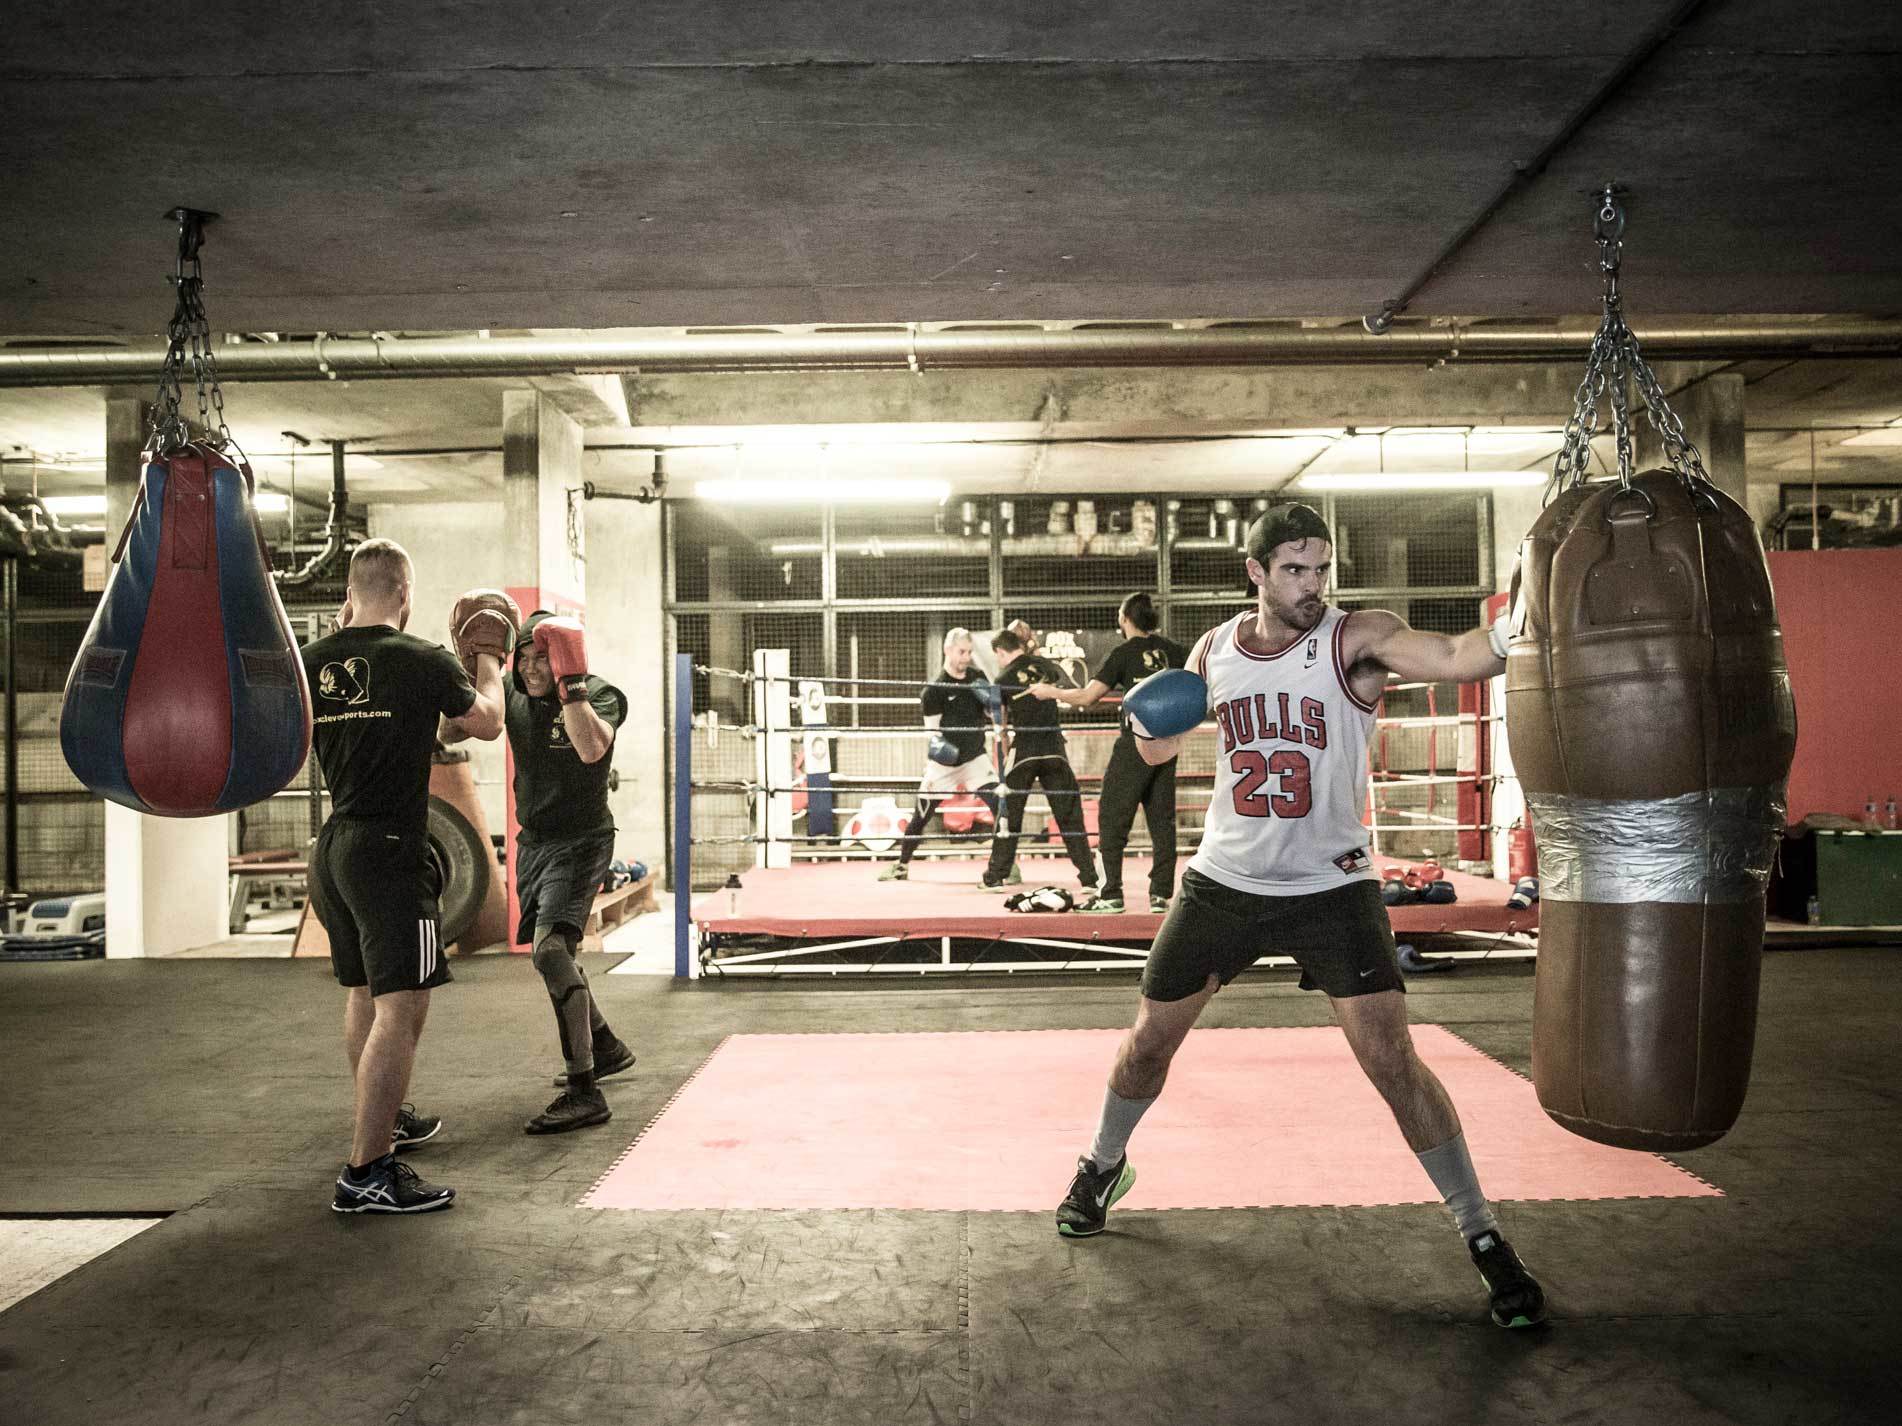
top-left (1139, 868), bottom-right (1404, 1002)
top-left (311, 816), bottom-right (451, 997)
top-left (514, 829), bottom-right (617, 945)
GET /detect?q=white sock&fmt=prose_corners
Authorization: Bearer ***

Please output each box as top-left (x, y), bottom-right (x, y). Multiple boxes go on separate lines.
top-left (1416, 1132), bottom-right (1500, 1241)
top-left (1087, 1086), bottom-right (1156, 1171)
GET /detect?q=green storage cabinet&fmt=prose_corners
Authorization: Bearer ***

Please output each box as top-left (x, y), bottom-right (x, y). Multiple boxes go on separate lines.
top-left (1816, 830), bottom-right (1902, 927)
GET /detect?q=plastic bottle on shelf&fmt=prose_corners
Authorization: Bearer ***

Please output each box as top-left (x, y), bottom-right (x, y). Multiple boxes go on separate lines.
top-left (1865, 795), bottom-right (1881, 826)
top-left (1886, 795), bottom-right (1899, 831)
top-left (1806, 894), bottom-right (1821, 927)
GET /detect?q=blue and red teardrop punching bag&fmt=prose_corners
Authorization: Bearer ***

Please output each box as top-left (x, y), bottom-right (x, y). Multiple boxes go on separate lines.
top-left (59, 209), bottom-right (313, 817)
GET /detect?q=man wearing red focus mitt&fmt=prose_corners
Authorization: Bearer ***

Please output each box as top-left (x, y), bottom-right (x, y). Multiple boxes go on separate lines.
top-left (501, 611), bottom-right (634, 1134)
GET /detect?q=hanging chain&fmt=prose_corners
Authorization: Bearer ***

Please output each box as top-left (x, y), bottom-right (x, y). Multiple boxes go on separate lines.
top-left (147, 208), bottom-right (241, 461)
top-left (1549, 185), bottom-right (1711, 500)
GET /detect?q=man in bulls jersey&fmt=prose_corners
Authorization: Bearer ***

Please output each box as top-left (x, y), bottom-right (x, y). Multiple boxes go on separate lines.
top-left (1054, 502), bottom-right (1546, 1330)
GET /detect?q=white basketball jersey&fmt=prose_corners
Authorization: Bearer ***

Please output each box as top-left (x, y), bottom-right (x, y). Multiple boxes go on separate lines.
top-left (1187, 606), bottom-right (1379, 895)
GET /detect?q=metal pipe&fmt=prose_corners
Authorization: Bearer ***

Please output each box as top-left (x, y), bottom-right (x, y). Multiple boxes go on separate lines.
top-left (275, 439), bottom-right (348, 587)
top-left (6, 319), bottom-right (1902, 387)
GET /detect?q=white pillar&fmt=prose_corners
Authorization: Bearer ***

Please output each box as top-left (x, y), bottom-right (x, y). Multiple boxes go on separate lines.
top-left (503, 390), bottom-right (585, 606)
top-left (104, 808), bottom-right (228, 956)
top-left (582, 490), bottom-right (666, 873)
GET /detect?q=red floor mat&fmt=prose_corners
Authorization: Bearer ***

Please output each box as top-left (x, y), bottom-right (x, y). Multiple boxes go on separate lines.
top-left (582, 1027), bottom-right (1718, 1211)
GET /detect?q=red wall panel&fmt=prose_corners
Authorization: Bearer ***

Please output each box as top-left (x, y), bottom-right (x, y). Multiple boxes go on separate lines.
top-left (1768, 548), bottom-right (1902, 823)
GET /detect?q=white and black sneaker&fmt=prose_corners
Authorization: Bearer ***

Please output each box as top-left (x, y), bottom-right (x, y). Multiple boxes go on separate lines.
top-left (391, 1104), bottom-right (442, 1151)
top-left (332, 1156), bottom-right (456, 1214)
top-left (1149, 895), bottom-right (1172, 914)
top-left (1078, 894), bottom-right (1125, 914)
top-left (1056, 1154), bottom-right (1136, 1238)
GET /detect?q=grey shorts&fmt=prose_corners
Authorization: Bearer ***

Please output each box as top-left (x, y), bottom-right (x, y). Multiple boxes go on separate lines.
top-left (514, 829), bottom-right (616, 944)
top-left (1140, 869), bottom-right (1404, 1002)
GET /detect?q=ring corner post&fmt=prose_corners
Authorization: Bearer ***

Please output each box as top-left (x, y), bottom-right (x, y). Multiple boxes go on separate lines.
top-left (674, 651), bottom-right (693, 979)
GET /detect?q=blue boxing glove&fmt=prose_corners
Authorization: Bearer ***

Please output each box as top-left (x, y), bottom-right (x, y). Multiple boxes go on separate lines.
top-left (973, 681), bottom-right (1004, 721)
top-left (926, 733), bottom-right (965, 767)
top-left (1122, 668), bottom-right (1209, 739)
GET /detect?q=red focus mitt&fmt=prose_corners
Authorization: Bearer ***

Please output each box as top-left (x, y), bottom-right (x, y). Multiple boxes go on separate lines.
top-left (532, 615), bottom-right (591, 702)
top-left (450, 589), bottom-right (521, 674)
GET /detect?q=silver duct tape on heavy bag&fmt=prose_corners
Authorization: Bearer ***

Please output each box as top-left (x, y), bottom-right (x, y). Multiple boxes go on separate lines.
top-left (1527, 786), bottom-right (1786, 905)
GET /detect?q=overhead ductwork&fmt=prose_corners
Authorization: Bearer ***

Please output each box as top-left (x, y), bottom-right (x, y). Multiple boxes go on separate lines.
top-left (274, 439), bottom-right (349, 587)
top-left (5, 319), bottom-right (1902, 387)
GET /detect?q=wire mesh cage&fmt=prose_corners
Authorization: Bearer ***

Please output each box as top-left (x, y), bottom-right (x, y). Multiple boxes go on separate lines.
top-left (834, 503), bottom-right (991, 600)
top-left (668, 502), bottom-right (824, 604)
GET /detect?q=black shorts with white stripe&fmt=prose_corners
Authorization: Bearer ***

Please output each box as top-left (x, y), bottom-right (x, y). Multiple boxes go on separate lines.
top-left (310, 816), bottom-right (454, 997)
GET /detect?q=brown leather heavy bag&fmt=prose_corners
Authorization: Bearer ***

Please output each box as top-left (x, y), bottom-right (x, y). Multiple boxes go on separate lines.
top-left (1505, 470), bottom-right (1796, 1150)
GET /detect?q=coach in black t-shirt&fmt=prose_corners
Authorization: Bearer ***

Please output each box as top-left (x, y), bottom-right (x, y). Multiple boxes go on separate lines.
top-left (1030, 592), bottom-right (1188, 913)
top-left (499, 610), bottom-right (632, 1137)
top-left (982, 627), bottom-right (1100, 893)
top-left (303, 539), bottom-right (505, 1215)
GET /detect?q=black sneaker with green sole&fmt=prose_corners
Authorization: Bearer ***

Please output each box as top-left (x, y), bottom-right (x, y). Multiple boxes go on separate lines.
top-left (1056, 1154), bottom-right (1135, 1238)
top-left (1469, 1230), bottom-right (1547, 1328)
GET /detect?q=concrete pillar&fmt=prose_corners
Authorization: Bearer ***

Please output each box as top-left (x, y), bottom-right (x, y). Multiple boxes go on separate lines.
top-left (500, 390), bottom-right (588, 942)
top-left (503, 390), bottom-right (585, 607)
top-left (103, 392), bottom-right (145, 544)
top-left (582, 493), bottom-right (667, 879)
top-left (100, 391), bottom-right (226, 955)
top-left (1636, 371), bottom-right (1746, 506)
top-left (104, 813), bottom-right (228, 957)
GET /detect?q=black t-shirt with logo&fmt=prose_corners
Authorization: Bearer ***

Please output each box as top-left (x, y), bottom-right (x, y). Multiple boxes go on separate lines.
top-left (1094, 633), bottom-right (1190, 734)
top-left (997, 653), bottom-right (1074, 761)
top-left (920, 668), bottom-right (993, 763)
top-left (302, 625), bottom-right (476, 830)
top-left (506, 677), bottom-right (628, 844)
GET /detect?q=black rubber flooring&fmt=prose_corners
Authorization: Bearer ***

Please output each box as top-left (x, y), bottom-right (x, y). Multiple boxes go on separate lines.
top-left (2, 949), bottom-right (1899, 1425)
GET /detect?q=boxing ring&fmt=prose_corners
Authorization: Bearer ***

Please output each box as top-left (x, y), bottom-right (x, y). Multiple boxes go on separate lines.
top-left (671, 651), bottom-right (1540, 977)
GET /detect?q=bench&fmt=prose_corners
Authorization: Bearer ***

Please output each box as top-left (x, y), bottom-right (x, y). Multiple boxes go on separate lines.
top-left (579, 872), bottom-right (659, 950)
top-left (228, 856), bottom-right (309, 934)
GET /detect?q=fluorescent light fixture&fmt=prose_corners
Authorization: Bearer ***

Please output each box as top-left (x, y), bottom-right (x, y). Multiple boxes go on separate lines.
top-left (254, 493), bottom-right (291, 513)
top-left (695, 478), bottom-right (951, 505)
top-left (1297, 471), bottom-right (1547, 492)
top-left (1840, 427), bottom-right (1902, 447)
top-left (40, 494), bottom-right (106, 516)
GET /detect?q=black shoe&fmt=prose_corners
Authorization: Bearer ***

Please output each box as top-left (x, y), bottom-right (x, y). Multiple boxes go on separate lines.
top-left (391, 1104), bottom-right (442, 1151)
top-left (1056, 1154), bottom-right (1135, 1238)
top-left (979, 867), bottom-right (1023, 892)
top-left (1077, 894), bottom-right (1124, 914)
top-left (525, 1087), bottom-right (613, 1135)
top-left (1469, 1230), bottom-right (1547, 1328)
top-left (553, 1038), bottom-right (637, 1088)
top-left (1149, 895), bottom-right (1172, 914)
top-left (332, 1157), bottom-right (455, 1214)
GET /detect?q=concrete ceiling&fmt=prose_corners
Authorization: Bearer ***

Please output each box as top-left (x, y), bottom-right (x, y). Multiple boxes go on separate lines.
top-left (4, 3), bottom-right (1900, 508)
top-left (4, 1), bottom-right (1901, 334)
